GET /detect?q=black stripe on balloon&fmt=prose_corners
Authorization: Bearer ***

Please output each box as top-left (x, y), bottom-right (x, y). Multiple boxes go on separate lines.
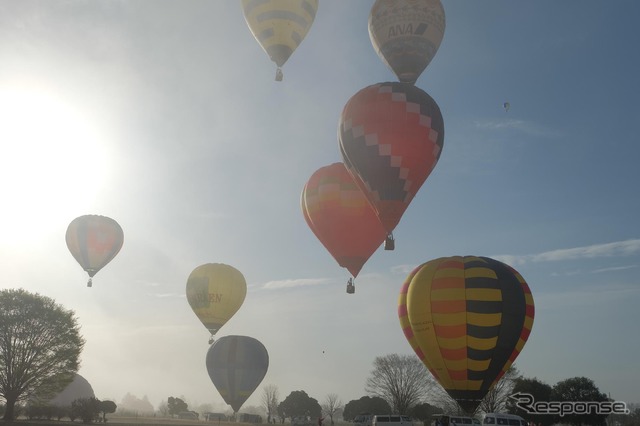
top-left (466, 300), bottom-right (502, 314)
top-left (481, 259), bottom-right (526, 389)
top-left (467, 347), bottom-right (494, 361)
top-left (463, 257), bottom-right (491, 268)
top-left (467, 324), bottom-right (501, 340)
top-left (465, 276), bottom-right (501, 290)
top-left (468, 368), bottom-right (492, 381)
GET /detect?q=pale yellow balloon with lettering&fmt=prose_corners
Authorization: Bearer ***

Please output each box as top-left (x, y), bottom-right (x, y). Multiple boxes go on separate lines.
top-left (186, 263), bottom-right (247, 338)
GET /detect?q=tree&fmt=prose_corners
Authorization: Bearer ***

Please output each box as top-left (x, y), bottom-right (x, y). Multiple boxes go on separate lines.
top-left (71, 397), bottom-right (101, 423)
top-left (262, 384), bottom-right (280, 423)
top-left (167, 396), bottom-right (188, 416)
top-left (99, 400), bottom-right (117, 423)
top-left (322, 393), bottom-right (343, 426)
top-left (157, 400), bottom-right (170, 417)
top-left (506, 376), bottom-right (553, 426)
top-left (551, 377), bottom-right (608, 426)
top-left (120, 393), bottom-right (155, 415)
top-left (0, 289), bottom-right (85, 421)
top-left (343, 396), bottom-right (391, 421)
top-left (365, 354), bottom-right (438, 414)
top-left (609, 403), bottom-right (639, 426)
top-left (411, 402), bottom-right (443, 425)
top-left (478, 365), bottom-right (521, 414)
top-left (278, 390), bottom-right (321, 420)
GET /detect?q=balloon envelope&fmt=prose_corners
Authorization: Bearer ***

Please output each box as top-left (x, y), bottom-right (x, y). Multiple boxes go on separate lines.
top-left (186, 263), bottom-right (247, 337)
top-left (369, 0), bottom-right (446, 84)
top-left (241, 0), bottom-right (318, 72)
top-left (339, 82), bottom-right (444, 235)
top-left (65, 215), bottom-right (124, 284)
top-left (398, 256), bottom-right (534, 413)
top-left (302, 162), bottom-right (387, 278)
top-left (206, 335), bottom-right (269, 413)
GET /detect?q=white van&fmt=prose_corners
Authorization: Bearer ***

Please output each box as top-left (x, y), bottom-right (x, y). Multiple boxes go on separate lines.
top-left (371, 414), bottom-right (412, 426)
top-left (354, 414), bottom-right (373, 426)
top-left (434, 415), bottom-right (480, 426)
top-left (482, 413), bottom-right (527, 426)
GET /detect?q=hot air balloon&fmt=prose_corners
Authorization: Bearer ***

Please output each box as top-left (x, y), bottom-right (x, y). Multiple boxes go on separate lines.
top-left (66, 215), bottom-right (124, 287)
top-left (186, 263), bottom-right (247, 343)
top-left (503, 102), bottom-right (510, 112)
top-left (339, 82), bottom-right (444, 249)
top-left (369, 0), bottom-right (446, 84)
top-left (302, 162), bottom-right (388, 294)
top-left (241, 0), bottom-right (318, 81)
top-left (398, 256), bottom-right (535, 414)
top-left (206, 335), bottom-right (269, 413)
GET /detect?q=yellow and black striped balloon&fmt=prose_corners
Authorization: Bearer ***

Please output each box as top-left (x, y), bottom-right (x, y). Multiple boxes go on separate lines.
top-left (398, 256), bottom-right (534, 413)
top-left (241, 0), bottom-right (318, 75)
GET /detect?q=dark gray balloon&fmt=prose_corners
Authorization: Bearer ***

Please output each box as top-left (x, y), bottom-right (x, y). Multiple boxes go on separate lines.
top-left (206, 335), bottom-right (269, 412)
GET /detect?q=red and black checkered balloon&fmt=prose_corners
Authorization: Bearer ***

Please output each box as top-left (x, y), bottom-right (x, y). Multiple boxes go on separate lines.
top-left (339, 82), bottom-right (444, 235)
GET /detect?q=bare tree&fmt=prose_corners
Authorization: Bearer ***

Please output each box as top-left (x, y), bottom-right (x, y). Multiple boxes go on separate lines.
top-left (262, 384), bottom-right (280, 423)
top-left (478, 365), bottom-right (520, 414)
top-left (322, 393), bottom-right (343, 426)
top-left (365, 354), bottom-right (439, 414)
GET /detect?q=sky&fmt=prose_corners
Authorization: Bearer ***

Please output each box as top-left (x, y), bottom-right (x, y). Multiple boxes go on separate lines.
top-left (1, 0), bottom-right (639, 415)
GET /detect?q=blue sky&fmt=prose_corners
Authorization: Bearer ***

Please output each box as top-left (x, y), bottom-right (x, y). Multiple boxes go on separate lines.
top-left (1, 0), bottom-right (639, 414)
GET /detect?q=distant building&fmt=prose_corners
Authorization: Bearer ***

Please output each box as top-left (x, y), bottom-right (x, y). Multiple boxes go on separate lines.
top-left (178, 411), bottom-right (200, 420)
top-left (240, 413), bottom-right (263, 423)
top-left (205, 412), bottom-right (228, 421)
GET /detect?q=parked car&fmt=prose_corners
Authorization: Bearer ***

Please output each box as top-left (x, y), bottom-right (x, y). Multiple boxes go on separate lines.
top-left (372, 414), bottom-right (412, 426)
top-left (354, 414), bottom-right (373, 426)
top-left (482, 413), bottom-right (527, 426)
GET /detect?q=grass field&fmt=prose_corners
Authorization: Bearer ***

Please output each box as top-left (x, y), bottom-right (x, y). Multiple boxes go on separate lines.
top-left (0, 418), bottom-right (249, 426)
top-left (0, 418), bottom-right (354, 426)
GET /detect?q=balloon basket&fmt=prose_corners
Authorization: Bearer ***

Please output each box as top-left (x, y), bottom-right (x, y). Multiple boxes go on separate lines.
top-left (346, 281), bottom-right (355, 294)
top-left (384, 234), bottom-right (395, 250)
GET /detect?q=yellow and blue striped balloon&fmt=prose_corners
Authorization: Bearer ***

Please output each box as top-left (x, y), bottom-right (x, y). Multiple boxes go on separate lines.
top-left (398, 256), bottom-right (535, 414)
top-left (242, 0), bottom-right (318, 80)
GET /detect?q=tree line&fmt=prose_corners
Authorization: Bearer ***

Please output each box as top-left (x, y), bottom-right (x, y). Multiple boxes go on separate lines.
top-left (1, 289), bottom-right (638, 426)
top-left (257, 355), bottom-right (639, 426)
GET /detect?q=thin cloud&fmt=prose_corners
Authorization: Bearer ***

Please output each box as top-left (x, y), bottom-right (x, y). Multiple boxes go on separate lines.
top-left (153, 293), bottom-right (183, 298)
top-left (474, 118), bottom-right (561, 138)
top-left (391, 264), bottom-right (417, 275)
top-left (261, 278), bottom-right (330, 290)
top-left (592, 265), bottom-right (639, 274)
top-left (534, 282), bottom-right (640, 311)
top-left (494, 239), bottom-right (640, 266)
top-left (550, 270), bottom-right (583, 277)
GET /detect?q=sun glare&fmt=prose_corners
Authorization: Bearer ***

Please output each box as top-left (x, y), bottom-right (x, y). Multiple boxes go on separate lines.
top-left (0, 87), bottom-right (112, 247)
